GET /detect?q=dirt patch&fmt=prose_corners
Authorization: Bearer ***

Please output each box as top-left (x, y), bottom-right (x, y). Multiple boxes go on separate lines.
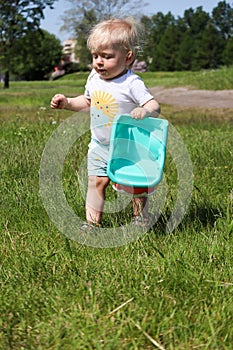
top-left (150, 87), bottom-right (233, 109)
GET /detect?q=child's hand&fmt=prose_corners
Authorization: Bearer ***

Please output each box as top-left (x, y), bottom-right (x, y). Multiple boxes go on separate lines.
top-left (50, 94), bottom-right (68, 109)
top-left (130, 107), bottom-right (149, 119)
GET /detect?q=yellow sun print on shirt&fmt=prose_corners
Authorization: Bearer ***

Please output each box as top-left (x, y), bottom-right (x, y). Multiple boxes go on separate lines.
top-left (91, 91), bottom-right (118, 126)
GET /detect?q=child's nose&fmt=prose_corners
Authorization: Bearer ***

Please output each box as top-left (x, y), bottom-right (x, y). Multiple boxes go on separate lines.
top-left (96, 56), bottom-right (103, 64)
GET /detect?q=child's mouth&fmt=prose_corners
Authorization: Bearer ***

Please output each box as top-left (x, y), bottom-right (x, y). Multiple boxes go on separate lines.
top-left (97, 68), bottom-right (107, 75)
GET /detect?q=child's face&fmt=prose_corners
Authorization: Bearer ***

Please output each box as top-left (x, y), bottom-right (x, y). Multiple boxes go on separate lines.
top-left (91, 47), bottom-right (133, 80)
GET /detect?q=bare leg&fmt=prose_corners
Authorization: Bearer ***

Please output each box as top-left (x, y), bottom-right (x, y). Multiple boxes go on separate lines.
top-left (132, 196), bottom-right (149, 218)
top-left (86, 176), bottom-right (110, 225)
top-left (131, 196), bottom-right (151, 227)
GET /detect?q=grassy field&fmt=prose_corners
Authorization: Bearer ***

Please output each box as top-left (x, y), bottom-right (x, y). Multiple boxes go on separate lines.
top-left (0, 68), bottom-right (233, 349)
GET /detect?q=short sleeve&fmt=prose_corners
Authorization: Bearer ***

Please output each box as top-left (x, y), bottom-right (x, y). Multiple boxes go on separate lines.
top-left (129, 76), bottom-right (154, 106)
top-left (84, 69), bottom-right (96, 99)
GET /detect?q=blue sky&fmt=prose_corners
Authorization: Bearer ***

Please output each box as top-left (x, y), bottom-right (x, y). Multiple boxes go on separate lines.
top-left (41, 0), bottom-right (223, 42)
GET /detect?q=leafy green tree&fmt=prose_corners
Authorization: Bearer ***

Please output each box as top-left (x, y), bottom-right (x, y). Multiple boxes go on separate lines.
top-left (192, 23), bottom-right (225, 70)
top-left (145, 3), bottom-right (233, 71)
top-left (211, 1), bottom-right (233, 67)
top-left (175, 32), bottom-right (194, 71)
top-left (182, 7), bottom-right (210, 35)
top-left (172, 15), bottom-right (195, 71)
top-left (212, 1), bottom-right (233, 39)
top-left (154, 23), bottom-right (181, 71)
top-left (177, 7), bottom-right (214, 71)
top-left (140, 12), bottom-right (175, 70)
top-left (12, 30), bottom-right (62, 80)
top-left (0, 0), bottom-right (57, 88)
top-left (222, 37), bottom-right (233, 65)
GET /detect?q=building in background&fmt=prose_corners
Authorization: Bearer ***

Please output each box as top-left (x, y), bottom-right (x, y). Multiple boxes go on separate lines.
top-left (50, 38), bottom-right (80, 80)
top-left (62, 39), bottom-right (80, 63)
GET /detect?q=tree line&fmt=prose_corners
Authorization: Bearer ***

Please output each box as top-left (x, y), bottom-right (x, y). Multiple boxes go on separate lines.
top-left (0, 0), bottom-right (232, 88)
top-left (140, 2), bottom-right (233, 71)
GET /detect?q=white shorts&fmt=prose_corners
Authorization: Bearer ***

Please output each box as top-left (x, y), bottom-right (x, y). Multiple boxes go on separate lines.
top-left (87, 139), bottom-right (109, 177)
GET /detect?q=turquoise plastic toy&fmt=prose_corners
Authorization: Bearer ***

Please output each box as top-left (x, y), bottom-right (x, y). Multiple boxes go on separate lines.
top-left (107, 114), bottom-right (168, 189)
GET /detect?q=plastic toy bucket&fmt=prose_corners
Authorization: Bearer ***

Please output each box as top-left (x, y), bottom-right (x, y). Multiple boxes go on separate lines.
top-left (107, 114), bottom-right (168, 195)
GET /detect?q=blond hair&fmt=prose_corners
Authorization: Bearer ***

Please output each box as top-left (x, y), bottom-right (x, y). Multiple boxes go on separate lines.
top-left (87, 17), bottom-right (143, 57)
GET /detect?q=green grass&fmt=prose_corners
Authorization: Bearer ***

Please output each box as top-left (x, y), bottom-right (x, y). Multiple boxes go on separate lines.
top-left (1, 70), bottom-right (233, 349)
top-left (0, 66), bottom-right (232, 112)
top-left (138, 66), bottom-right (233, 90)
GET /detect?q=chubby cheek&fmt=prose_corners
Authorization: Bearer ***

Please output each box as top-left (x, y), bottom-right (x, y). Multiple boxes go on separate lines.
top-left (92, 62), bottom-right (98, 69)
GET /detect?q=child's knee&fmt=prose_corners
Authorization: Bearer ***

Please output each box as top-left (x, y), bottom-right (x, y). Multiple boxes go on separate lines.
top-left (88, 176), bottom-right (110, 191)
top-left (96, 176), bottom-right (110, 191)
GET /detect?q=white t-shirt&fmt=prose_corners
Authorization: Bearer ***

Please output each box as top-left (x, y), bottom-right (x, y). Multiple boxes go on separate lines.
top-left (84, 69), bottom-right (154, 145)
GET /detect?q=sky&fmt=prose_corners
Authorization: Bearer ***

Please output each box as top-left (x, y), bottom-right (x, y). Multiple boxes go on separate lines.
top-left (41, 0), bottom-right (222, 42)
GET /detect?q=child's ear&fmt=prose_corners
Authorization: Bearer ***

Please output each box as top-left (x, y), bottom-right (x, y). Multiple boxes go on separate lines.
top-left (126, 50), bottom-right (134, 65)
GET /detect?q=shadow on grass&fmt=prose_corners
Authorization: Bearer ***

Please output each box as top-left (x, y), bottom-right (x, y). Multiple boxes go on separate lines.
top-left (151, 203), bottom-right (223, 235)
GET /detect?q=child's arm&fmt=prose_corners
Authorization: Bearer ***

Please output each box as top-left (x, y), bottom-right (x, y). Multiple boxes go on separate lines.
top-left (50, 94), bottom-right (91, 112)
top-left (130, 98), bottom-right (160, 119)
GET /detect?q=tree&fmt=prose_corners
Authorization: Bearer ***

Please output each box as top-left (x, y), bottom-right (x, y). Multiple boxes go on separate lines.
top-left (140, 12), bottom-right (175, 69)
top-left (175, 17), bottom-right (194, 70)
top-left (62, 0), bottom-right (148, 32)
top-left (222, 37), bottom-right (233, 65)
top-left (212, 1), bottom-right (233, 39)
top-left (177, 7), bottom-right (214, 71)
top-left (12, 30), bottom-right (62, 80)
top-left (154, 23), bottom-right (181, 71)
top-left (74, 9), bottom-right (97, 68)
top-left (192, 23), bottom-right (225, 70)
top-left (0, 0), bottom-right (58, 88)
top-left (182, 6), bottom-right (210, 35)
top-left (175, 31), bottom-right (194, 71)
